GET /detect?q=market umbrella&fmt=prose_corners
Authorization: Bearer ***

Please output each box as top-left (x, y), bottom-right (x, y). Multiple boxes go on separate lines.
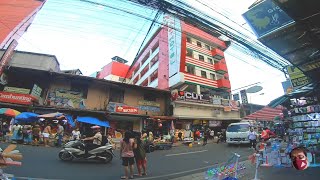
top-left (15, 112), bottom-right (39, 123)
top-left (38, 112), bottom-right (64, 118)
top-left (0, 108), bottom-right (21, 117)
top-left (76, 116), bottom-right (110, 128)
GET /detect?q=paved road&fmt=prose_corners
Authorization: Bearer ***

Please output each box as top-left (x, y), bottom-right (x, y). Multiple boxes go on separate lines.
top-left (1, 143), bottom-right (254, 180)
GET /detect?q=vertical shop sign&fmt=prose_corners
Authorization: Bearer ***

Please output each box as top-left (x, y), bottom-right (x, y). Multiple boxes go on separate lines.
top-left (0, 39), bottom-right (18, 76)
top-left (163, 14), bottom-right (182, 78)
top-left (30, 84), bottom-right (42, 99)
top-left (240, 90), bottom-right (248, 104)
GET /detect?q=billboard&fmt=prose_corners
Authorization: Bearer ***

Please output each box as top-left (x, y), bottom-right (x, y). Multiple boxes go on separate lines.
top-left (243, 0), bottom-right (294, 37)
top-left (163, 14), bottom-right (182, 78)
top-left (286, 66), bottom-right (311, 89)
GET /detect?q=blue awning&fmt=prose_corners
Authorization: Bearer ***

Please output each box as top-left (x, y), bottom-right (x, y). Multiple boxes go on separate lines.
top-left (76, 116), bottom-right (110, 128)
top-left (15, 112), bottom-right (39, 123)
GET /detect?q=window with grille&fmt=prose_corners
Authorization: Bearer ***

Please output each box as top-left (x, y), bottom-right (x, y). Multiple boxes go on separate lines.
top-left (196, 41), bottom-right (202, 47)
top-left (199, 55), bottom-right (204, 61)
top-left (201, 71), bottom-right (207, 78)
top-left (186, 49), bottom-right (193, 57)
top-left (186, 64), bottom-right (195, 74)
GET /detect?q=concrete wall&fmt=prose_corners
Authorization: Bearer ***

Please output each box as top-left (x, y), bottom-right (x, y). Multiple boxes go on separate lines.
top-left (173, 103), bottom-right (240, 120)
top-left (124, 88), bottom-right (166, 116)
top-left (86, 84), bottom-right (109, 110)
top-left (0, 50), bottom-right (60, 72)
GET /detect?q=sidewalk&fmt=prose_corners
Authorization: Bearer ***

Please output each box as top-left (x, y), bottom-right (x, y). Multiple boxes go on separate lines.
top-left (171, 160), bottom-right (255, 180)
top-left (172, 160), bottom-right (320, 180)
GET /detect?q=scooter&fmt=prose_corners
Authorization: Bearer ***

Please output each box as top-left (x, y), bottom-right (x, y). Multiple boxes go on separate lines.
top-left (58, 140), bottom-right (114, 163)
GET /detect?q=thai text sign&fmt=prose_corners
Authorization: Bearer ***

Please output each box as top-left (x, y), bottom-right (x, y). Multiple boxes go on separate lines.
top-left (4, 87), bottom-right (30, 94)
top-left (138, 100), bottom-right (160, 107)
top-left (0, 91), bottom-right (35, 105)
top-left (116, 105), bottom-right (138, 114)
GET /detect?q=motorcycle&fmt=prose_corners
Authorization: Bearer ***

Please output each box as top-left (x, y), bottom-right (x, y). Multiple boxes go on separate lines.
top-left (58, 140), bottom-right (114, 163)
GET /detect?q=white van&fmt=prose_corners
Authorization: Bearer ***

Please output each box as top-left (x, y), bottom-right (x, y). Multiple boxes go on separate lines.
top-left (226, 122), bottom-right (251, 144)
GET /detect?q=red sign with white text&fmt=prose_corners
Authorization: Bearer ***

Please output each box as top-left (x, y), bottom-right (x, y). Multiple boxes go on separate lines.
top-left (0, 91), bottom-right (35, 105)
top-left (116, 105), bottom-right (138, 114)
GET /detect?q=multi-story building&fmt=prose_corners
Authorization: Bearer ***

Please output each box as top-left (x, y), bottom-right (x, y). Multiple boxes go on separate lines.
top-left (0, 0), bottom-right (46, 48)
top-left (97, 56), bottom-right (130, 83)
top-left (122, 14), bottom-right (240, 131)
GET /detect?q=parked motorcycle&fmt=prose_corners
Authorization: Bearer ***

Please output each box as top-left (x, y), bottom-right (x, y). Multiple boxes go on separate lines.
top-left (58, 140), bottom-right (114, 163)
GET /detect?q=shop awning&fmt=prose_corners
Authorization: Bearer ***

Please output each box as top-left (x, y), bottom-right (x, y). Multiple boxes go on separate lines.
top-left (268, 83), bottom-right (318, 108)
top-left (243, 106), bottom-right (284, 121)
top-left (77, 116), bottom-right (110, 128)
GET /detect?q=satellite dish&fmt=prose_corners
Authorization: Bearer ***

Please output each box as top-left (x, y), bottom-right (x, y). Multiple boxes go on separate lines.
top-left (246, 85), bottom-right (263, 93)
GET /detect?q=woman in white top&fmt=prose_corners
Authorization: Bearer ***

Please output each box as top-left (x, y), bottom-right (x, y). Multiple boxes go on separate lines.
top-left (12, 123), bottom-right (23, 142)
top-left (71, 128), bottom-right (81, 141)
top-left (248, 128), bottom-right (257, 150)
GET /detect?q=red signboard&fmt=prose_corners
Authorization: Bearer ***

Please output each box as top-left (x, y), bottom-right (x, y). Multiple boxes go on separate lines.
top-left (116, 105), bottom-right (138, 114)
top-left (0, 39), bottom-right (18, 76)
top-left (0, 91), bottom-right (35, 105)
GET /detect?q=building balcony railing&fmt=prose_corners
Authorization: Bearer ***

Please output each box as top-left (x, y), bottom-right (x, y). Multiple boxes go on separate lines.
top-left (186, 56), bottom-right (215, 70)
top-left (184, 73), bottom-right (218, 88)
top-left (211, 48), bottom-right (224, 60)
top-left (217, 78), bottom-right (231, 89)
top-left (186, 42), bottom-right (212, 56)
top-left (214, 63), bottom-right (228, 74)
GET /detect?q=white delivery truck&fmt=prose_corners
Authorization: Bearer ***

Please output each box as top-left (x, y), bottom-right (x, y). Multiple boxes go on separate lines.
top-left (226, 122), bottom-right (251, 144)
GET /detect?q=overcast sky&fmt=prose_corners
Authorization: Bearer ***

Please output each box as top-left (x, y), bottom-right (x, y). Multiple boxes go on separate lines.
top-left (15, 0), bottom-right (286, 105)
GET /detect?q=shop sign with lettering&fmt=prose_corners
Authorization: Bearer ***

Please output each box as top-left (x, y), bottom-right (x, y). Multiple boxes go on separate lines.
top-left (171, 90), bottom-right (210, 104)
top-left (116, 105), bottom-right (138, 114)
top-left (4, 86), bottom-right (30, 94)
top-left (0, 91), bottom-right (35, 105)
top-left (138, 100), bottom-right (160, 107)
top-left (221, 99), bottom-right (230, 106)
top-left (209, 121), bottom-right (221, 127)
top-left (212, 98), bottom-right (222, 105)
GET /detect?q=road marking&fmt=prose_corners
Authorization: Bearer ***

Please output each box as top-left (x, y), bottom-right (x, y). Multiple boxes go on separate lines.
top-left (12, 177), bottom-right (63, 180)
top-left (165, 150), bottom-right (208, 157)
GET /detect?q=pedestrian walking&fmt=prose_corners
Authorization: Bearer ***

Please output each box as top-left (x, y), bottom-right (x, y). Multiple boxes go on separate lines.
top-left (248, 128), bottom-right (257, 150)
top-left (32, 124), bottom-right (41, 146)
top-left (133, 132), bottom-right (147, 177)
top-left (178, 131), bottom-right (183, 141)
top-left (210, 129), bottom-right (215, 140)
top-left (42, 123), bottom-right (52, 147)
top-left (11, 123), bottom-right (23, 143)
top-left (120, 131), bottom-right (137, 179)
top-left (203, 130), bottom-right (209, 146)
top-left (57, 123), bottom-right (64, 146)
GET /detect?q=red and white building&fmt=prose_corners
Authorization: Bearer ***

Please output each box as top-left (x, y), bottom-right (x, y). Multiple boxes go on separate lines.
top-left (97, 14), bottom-right (240, 129)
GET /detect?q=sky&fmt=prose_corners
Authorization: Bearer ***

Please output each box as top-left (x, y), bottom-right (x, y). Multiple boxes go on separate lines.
top-left (16, 0), bottom-right (287, 105)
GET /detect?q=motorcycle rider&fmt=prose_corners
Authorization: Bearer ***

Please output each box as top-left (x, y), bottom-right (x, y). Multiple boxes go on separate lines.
top-left (82, 126), bottom-right (102, 155)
